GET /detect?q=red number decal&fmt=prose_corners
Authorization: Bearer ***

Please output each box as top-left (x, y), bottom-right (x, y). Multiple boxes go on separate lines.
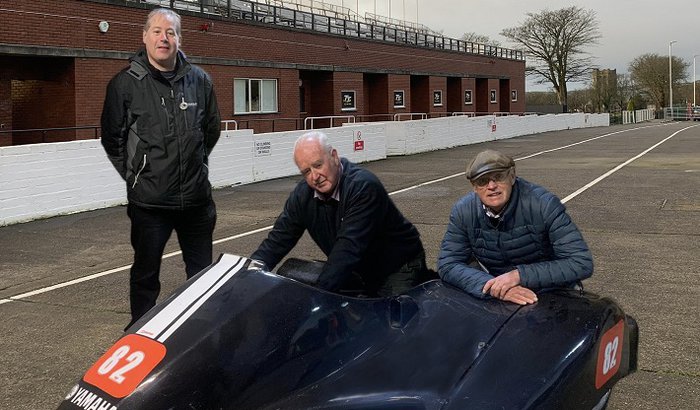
top-left (595, 320), bottom-right (624, 389)
top-left (83, 334), bottom-right (166, 398)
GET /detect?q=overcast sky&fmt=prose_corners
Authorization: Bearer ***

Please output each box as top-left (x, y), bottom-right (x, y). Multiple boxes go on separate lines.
top-left (322, 0), bottom-right (699, 91)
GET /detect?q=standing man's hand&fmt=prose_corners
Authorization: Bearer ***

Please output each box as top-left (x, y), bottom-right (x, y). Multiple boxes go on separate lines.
top-left (483, 269), bottom-right (521, 299)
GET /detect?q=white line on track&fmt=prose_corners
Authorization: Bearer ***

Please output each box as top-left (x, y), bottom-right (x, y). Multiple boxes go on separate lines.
top-left (1, 123), bottom-right (691, 305)
top-left (560, 124), bottom-right (696, 203)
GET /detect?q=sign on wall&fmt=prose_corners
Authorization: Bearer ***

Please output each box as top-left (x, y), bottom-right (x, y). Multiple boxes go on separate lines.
top-left (341, 90), bottom-right (356, 111)
top-left (490, 89), bottom-right (497, 103)
top-left (511, 90), bottom-right (518, 102)
top-left (354, 130), bottom-right (364, 151)
top-left (464, 90), bottom-right (473, 105)
top-left (254, 139), bottom-right (271, 156)
top-left (433, 90), bottom-right (443, 106)
top-left (393, 90), bottom-right (405, 108)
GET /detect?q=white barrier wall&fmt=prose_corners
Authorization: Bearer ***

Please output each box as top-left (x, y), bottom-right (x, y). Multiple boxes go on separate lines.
top-left (0, 113), bottom-right (608, 226)
top-left (384, 112), bottom-right (609, 155)
top-left (209, 123), bottom-right (386, 187)
top-left (0, 140), bottom-right (125, 225)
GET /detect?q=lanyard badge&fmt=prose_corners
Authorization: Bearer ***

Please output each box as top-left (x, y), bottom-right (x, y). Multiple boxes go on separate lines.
top-left (179, 97), bottom-right (189, 111)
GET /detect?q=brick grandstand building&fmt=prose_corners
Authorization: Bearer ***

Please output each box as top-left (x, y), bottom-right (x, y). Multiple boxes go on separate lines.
top-left (0, 0), bottom-right (525, 146)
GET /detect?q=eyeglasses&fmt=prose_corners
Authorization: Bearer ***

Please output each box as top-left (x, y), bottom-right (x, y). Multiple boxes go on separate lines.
top-left (471, 169), bottom-right (512, 187)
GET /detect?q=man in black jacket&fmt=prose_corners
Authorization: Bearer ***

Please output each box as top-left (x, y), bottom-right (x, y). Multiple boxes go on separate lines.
top-left (252, 131), bottom-right (431, 296)
top-left (101, 8), bottom-right (221, 328)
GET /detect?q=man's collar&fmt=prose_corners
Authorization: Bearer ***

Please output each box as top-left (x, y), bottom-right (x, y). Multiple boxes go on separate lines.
top-left (482, 203), bottom-right (503, 219)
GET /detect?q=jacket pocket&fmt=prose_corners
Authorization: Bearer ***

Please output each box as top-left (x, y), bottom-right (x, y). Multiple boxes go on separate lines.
top-left (131, 153), bottom-right (147, 189)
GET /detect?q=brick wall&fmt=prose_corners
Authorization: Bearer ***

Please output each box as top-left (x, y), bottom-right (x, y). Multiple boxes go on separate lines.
top-left (74, 58), bottom-right (123, 140)
top-left (0, 79), bottom-right (10, 146)
top-left (499, 79), bottom-right (511, 113)
top-left (208, 65), bottom-right (301, 132)
top-left (446, 77), bottom-right (461, 113)
top-left (1, 0), bottom-right (526, 139)
top-left (1, 1), bottom-right (525, 78)
top-left (411, 76), bottom-right (429, 113)
top-left (363, 73), bottom-right (387, 120)
top-left (12, 78), bottom-right (76, 144)
top-left (475, 78), bottom-right (500, 114)
top-left (429, 76), bottom-right (448, 116)
top-left (387, 75), bottom-right (411, 116)
top-left (445, 77), bottom-right (477, 114)
top-left (332, 71), bottom-right (364, 121)
top-left (463, 78), bottom-right (476, 112)
top-left (307, 71), bottom-right (333, 120)
top-left (487, 78), bottom-right (501, 113)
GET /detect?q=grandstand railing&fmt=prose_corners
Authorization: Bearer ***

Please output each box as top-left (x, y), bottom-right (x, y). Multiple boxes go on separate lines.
top-left (126, 0), bottom-right (524, 60)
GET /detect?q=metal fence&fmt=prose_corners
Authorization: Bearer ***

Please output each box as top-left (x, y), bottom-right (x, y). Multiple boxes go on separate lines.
top-left (126, 0), bottom-right (524, 60)
top-left (663, 107), bottom-right (699, 121)
top-left (0, 126), bottom-right (100, 145)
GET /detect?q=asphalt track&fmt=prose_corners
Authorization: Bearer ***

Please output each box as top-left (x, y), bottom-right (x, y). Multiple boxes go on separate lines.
top-left (1, 122), bottom-right (699, 409)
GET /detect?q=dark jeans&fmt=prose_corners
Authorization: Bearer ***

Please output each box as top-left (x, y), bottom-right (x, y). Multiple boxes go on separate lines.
top-left (126, 200), bottom-right (216, 328)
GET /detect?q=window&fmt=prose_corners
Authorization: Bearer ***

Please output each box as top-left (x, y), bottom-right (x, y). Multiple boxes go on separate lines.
top-left (490, 89), bottom-right (497, 103)
top-left (511, 90), bottom-right (518, 102)
top-left (234, 78), bottom-right (278, 114)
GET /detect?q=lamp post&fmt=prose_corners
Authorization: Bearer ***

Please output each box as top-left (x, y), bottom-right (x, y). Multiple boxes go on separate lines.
top-left (668, 40), bottom-right (676, 117)
top-left (694, 54), bottom-right (699, 108)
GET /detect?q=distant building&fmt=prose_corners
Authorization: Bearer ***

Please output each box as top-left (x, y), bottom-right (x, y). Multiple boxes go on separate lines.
top-left (592, 69), bottom-right (617, 113)
top-left (0, 0), bottom-right (525, 146)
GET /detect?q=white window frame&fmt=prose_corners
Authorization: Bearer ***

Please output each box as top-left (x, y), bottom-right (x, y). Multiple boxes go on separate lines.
top-left (511, 89), bottom-right (518, 102)
top-left (234, 78), bottom-right (278, 114)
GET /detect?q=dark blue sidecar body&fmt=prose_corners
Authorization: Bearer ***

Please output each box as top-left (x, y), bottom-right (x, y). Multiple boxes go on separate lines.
top-left (58, 253), bottom-right (638, 409)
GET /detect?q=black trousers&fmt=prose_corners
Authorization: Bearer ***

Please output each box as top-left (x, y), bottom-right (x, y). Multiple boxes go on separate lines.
top-left (126, 200), bottom-right (216, 328)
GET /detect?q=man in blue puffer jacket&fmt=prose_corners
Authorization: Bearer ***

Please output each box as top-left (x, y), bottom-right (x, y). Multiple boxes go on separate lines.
top-left (437, 150), bottom-right (593, 305)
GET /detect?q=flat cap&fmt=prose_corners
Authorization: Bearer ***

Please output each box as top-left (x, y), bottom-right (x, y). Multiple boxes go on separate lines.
top-left (466, 149), bottom-right (515, 180)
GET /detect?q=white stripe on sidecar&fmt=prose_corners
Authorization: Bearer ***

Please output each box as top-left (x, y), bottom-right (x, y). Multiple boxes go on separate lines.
top-left (135, 254), bottom-right (246, 342)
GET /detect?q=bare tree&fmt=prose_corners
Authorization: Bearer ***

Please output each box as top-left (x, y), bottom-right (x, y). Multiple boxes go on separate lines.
top-left (501, 6), bottom-right (601, 112)
top-left (568, 89), bottom-right (594, 113)
top-left (628, 53), bottom-right (688, 110)
top-left (460, 32), bottom-right (501, 47)
top-left (615, 74), bottom-right (638, 112)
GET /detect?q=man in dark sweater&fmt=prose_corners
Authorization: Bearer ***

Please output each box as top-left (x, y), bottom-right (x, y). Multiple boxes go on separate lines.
top-left (251, 131), bottom-right (431, 296)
